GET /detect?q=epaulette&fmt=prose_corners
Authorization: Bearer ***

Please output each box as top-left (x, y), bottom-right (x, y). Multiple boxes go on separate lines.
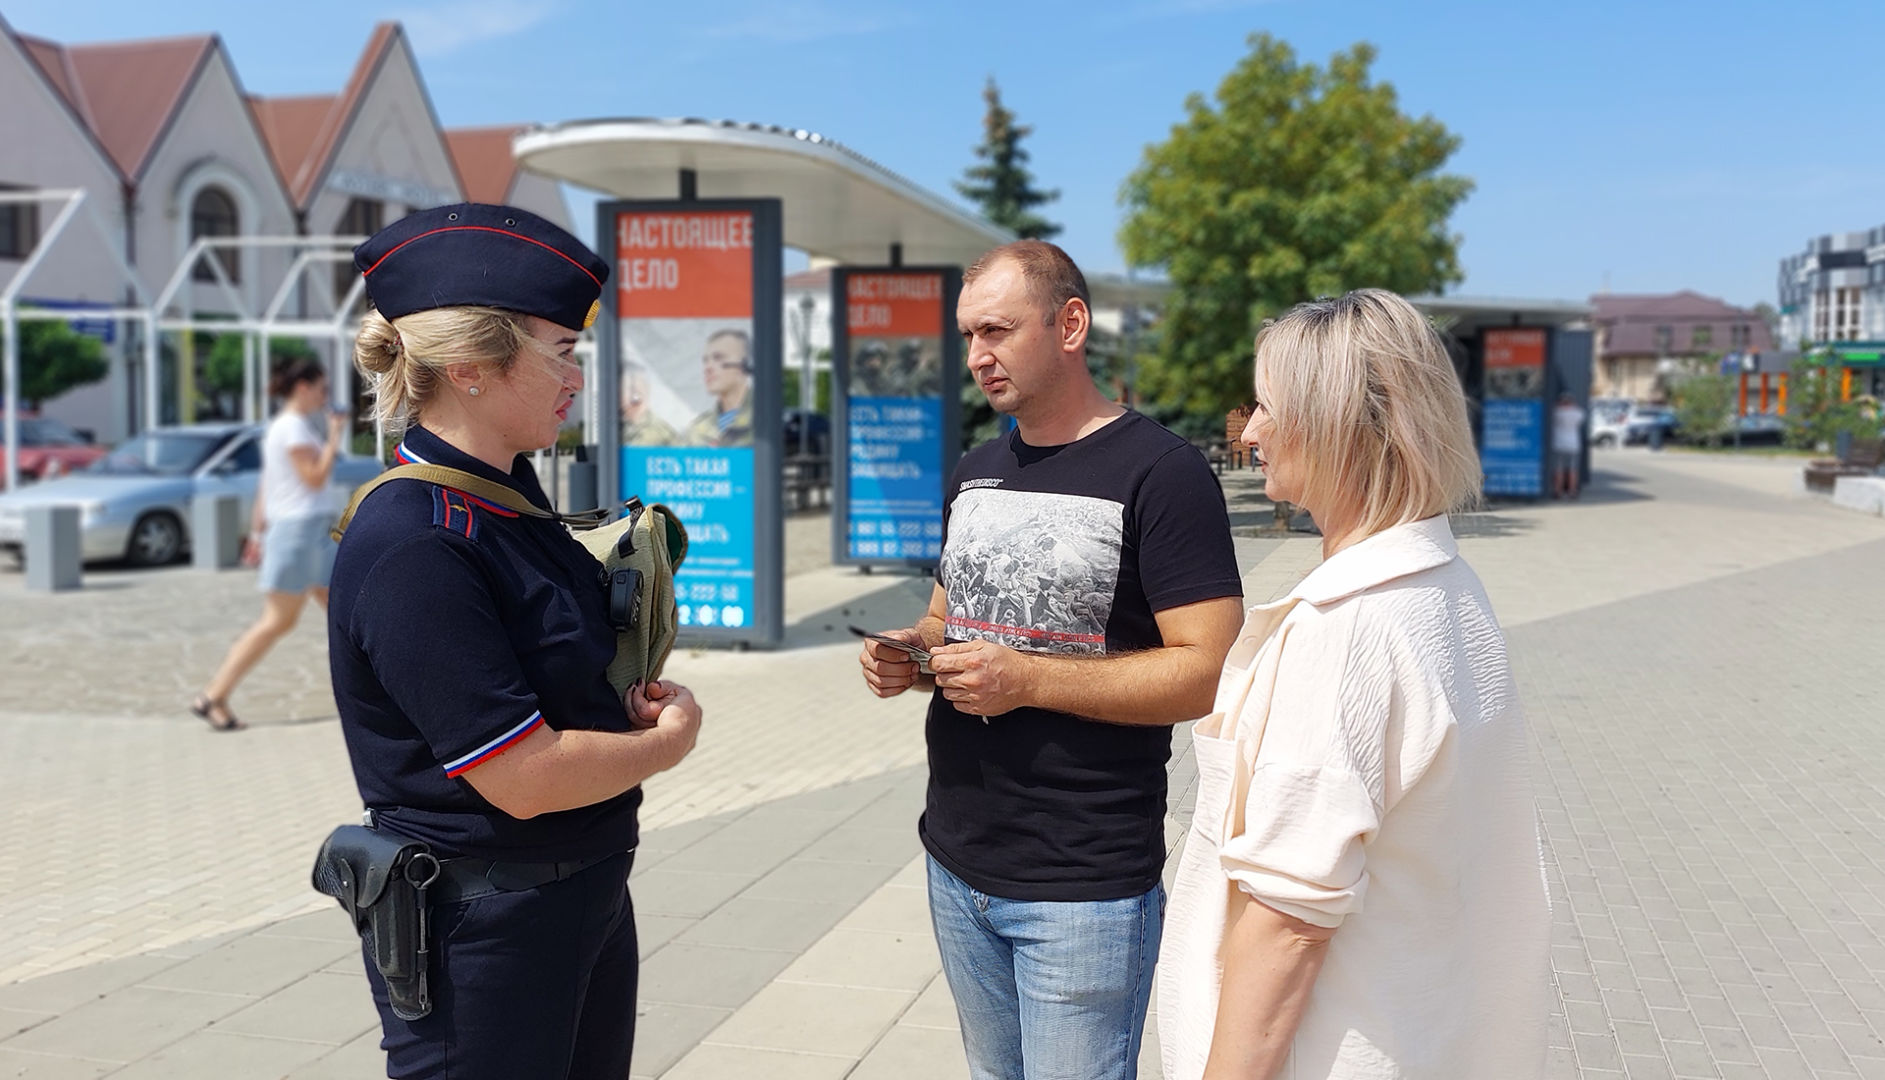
top-left (428, 485), bottom-right (519, 541)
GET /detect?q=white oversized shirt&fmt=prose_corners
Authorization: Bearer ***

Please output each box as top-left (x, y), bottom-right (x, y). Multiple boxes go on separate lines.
top-left (261, 410), bottom-right (338, 523)
top-left (1157, 515), bottom-right (1549, 1080)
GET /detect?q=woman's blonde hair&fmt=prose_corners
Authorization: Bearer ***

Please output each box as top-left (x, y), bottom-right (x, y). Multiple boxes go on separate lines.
top-left (353, 306), bottom-right (543, 433)
top-left (1253, 288), bottom-right (1480, 537)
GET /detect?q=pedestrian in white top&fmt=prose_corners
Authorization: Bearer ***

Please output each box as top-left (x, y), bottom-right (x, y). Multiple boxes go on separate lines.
top-left (1156, 289), bottom-right (1549, 1080)
top-left (1552, 391), bottom-right (1586, 499)
top-left (192, 357), bottom-right (348, 730)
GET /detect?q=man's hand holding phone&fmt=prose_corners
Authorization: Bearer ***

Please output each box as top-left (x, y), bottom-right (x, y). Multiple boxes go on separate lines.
top-left (854, 625), bottom-right (932, 699)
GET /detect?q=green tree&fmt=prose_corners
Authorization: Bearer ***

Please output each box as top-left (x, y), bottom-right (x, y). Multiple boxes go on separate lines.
top-left (956, 78), bottom-right (1061, 240)
top-left (1785, 349), bottom-right (1881, 451)
top-left (1785, 350), bottom-right (1837, 450)
top-left (18, 317), bottom-right (108, 409)
top-left (1119, 34), bottom-right (1472, 419)
top-left (203, 334), bottom-right (318, 397)
top-left (1670, 370), bottom-right (1734, 447)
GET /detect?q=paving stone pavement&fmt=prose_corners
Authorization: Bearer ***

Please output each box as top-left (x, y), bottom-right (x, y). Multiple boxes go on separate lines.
top-left (1, 448), bottom-right (1882, 1078)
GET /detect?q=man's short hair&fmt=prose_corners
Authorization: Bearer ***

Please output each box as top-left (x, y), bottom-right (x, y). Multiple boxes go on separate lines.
top-left (708, 328), bottom-right (750, 356)
top-left (964, 240), bottom-right (1091, 326)
top-left (707, 328), bottom-right (752, 372)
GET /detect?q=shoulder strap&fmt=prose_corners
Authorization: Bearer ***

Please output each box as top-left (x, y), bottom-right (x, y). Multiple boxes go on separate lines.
top-left (331, 464), bottom-right (611, 541)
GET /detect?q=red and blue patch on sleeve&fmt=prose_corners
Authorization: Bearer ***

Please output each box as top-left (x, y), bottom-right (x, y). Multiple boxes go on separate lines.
top-left (441, 710), bottom-right (546, 777)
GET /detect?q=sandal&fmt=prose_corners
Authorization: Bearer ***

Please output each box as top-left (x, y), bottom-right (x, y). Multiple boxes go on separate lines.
top-left (190, 693), bottom-right (245, 732)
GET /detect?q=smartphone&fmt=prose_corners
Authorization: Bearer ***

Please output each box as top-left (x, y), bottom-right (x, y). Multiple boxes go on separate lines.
top-left (849, 625), bottom-right (933, 673)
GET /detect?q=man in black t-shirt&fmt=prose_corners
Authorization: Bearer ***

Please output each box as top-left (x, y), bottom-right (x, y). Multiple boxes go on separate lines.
top-left (859, 241), bottom-right (1243, 1080)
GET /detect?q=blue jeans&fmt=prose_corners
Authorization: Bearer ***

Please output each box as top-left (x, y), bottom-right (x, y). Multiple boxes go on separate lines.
top-left (926, 855), bottom-right (1163, 1080)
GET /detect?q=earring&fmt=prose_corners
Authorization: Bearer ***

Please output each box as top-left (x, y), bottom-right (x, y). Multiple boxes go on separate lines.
top-left (467, 386), bottom-right (482, 397)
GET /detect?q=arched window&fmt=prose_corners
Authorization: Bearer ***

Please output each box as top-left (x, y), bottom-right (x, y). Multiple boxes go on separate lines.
top-left (190, 187), bottom-right (240, 283)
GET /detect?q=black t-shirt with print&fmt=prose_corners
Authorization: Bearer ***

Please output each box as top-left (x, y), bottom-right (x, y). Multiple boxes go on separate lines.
top-left (920, 411), bottom-right (1243, 901)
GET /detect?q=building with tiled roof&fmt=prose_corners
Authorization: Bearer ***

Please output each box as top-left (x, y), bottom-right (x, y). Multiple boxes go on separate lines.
top-left (0, 17), bottom-right (569, 441)
top-left (1590, 291), bottom-right (1773, 401)
top-left (443, 125), bottom-right (569, 229)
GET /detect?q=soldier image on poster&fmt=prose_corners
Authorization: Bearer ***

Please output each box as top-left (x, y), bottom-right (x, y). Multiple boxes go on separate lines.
top-left (619, 320), bottom-right (756, 447)
top-left (621, 361), bottom-right (679, 446)
top-left (1485, 363), bottom-right (1544, 400)
top-left (851, 336), bottom-right (941, 397)
top-left (685, 329), bottom-right (754, 447)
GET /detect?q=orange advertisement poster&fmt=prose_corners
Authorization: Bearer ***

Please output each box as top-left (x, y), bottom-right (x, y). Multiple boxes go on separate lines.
top-left (1483, 328), bottom-right (1546, 369)
top-left (846, 273), bottom-right (944, 337)
top-left (615, 210), bottom-right (753, 318)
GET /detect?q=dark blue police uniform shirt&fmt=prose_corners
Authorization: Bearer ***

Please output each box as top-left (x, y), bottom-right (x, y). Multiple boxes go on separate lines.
top-left (328, 425), bottom-right (640, 862)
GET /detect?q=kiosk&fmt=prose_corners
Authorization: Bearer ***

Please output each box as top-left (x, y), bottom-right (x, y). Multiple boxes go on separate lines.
top-left (1413, 296), bottom-right (1594, 498)
top-left (830, 267), bottom-right (963, 569)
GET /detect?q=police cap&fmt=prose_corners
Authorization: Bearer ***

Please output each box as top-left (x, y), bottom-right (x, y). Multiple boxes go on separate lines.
top-left (354, 203), bottom-right (610, 331)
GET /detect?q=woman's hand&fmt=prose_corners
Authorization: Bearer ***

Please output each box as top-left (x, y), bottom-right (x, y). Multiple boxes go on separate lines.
top-left (240, 533), bottom-right (263, 568)
top-left (325, 409), bottom-right (350, 443)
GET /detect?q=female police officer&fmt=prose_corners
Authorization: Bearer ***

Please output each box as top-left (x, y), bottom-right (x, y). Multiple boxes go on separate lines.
top-left (329, 203), bottom-right (703, 1078)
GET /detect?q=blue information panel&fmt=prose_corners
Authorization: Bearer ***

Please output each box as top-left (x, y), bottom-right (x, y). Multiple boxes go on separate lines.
top-left (1480, 327), bottom-right (1548, 498)
top-left (1482, 399), bottom-right (1545, 497)
top-left (832, 268), bottom-right (962, 569)
top-left (845, 397), bottom-right (945, 561)
top-left (625, 446), bottom-right (756, 631)
top-left (600, 198), bottom-right (783, 647)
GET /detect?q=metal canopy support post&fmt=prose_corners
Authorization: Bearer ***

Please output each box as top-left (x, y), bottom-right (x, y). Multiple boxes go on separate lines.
top-left (242, 332), bottom-right (258, 422)
top-left (146, 235), bottom-right (366, 433)
top-left (889, 243), bottom-right (903, 268)
top-left (679, 169), bottom-right (698, 201)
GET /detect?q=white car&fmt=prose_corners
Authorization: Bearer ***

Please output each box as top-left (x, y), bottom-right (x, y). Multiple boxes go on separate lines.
top-left (1590, 400), bottom-right (1632, 448)
top-left (0, 423), bottom-right (381, 567)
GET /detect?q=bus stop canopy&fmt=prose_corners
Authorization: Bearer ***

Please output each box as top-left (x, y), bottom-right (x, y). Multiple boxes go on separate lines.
top-left (1411, 294), bottom-right (1592, 333)
top-left (515, 118), bottom-right (1012, 267)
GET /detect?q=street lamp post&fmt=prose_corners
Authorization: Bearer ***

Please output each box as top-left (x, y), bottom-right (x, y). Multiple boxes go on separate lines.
top-left (795, 291), bottom-right (817, 457)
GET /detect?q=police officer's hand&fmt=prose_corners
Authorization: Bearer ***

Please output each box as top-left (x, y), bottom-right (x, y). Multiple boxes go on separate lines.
top-left (628, 679), bottom-right (701, 761)
top-left (859, 628), bottom-right (926, 698)
top-left (930, 640), bottom-right (1031, 717)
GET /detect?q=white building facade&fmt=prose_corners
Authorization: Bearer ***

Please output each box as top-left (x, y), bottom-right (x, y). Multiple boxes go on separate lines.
top-left (1, 17), bottom-right (572, 443)
top-left (1777, 228), bottom-right (1885, 348)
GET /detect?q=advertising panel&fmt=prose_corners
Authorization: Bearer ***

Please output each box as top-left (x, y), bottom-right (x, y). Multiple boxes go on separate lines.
top-left (1481, 327), bottom-right (1547, 497)
top-left (832, 268), bottom-right (961, 568)
top-left (600, 200), bottom-right (783, 645)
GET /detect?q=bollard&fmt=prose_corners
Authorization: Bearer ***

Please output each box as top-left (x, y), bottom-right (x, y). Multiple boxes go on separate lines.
top-left (24, 505), bottom-right (81, 591)
top-left (566, 445), bottom-right (599, 513)
top-left (191, 494), bottom-right (242, 570)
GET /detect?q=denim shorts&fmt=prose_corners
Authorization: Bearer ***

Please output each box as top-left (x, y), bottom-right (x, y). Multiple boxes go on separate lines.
top-left (259, 513), bottom-right (337, 594)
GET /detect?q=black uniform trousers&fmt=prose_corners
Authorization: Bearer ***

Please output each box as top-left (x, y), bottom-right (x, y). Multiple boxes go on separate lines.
top-left (364, 851), bottom-right (638, 1079)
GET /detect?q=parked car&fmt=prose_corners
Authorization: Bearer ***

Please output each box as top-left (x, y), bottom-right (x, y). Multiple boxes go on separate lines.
top-left (0, 422), bottom-right (381, 567)
top-left (1731, 412), bottom-right (1789, 445)
top-left (1624, 405), bottom-right (1678, 446)
top-left (1590, 399), bottom-right (1633, 448)
top-left (782, 409), bottom-right (831, 458)
top-left (0, 413), bottom-right (109, 480)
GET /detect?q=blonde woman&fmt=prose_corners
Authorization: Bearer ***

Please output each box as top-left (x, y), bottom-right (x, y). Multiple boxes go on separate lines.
top-left (1157, 289), bottom-right (1548, 1080)
top-left (329, 204), bottom-right (702, 1079)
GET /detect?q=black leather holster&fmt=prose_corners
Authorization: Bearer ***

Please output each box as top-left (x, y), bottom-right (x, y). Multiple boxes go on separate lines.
top-left (311, 825), bottom-right (441, 1021)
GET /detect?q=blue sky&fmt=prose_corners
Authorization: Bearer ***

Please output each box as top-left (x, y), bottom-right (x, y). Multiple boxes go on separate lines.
top-left (9, 0), bottom-right (1880, 308)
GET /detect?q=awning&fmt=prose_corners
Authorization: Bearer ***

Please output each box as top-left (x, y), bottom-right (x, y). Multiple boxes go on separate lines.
top-left (1808, 343), bottom-right (1885, 366)
top-left (1409, 294), bottom-right (1593, 333)
top-left (515, 118), bottom-right (1012, 267)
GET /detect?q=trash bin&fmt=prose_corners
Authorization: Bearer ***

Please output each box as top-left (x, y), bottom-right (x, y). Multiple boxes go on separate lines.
top-left (566, 445), bottom-right (599, 513)
top-left (24, 505), bottom-right (81, 591)
top-left (191, 494), bottom-right (242, 570)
